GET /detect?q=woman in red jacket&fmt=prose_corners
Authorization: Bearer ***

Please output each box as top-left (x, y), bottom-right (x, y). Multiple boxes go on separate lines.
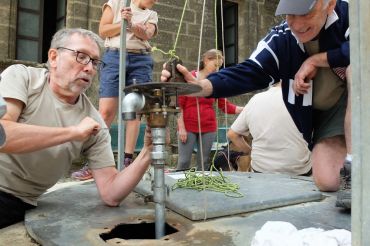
top-left (176, 49), bottom-right (243, 171)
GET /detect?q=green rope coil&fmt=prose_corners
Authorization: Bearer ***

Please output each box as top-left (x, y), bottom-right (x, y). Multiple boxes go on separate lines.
top-left (151, 47), bottom-right (179, 60)
top-left (151, 0), bottom-right (188, 61)
top-left (172, 167), bottom-right (244, 198)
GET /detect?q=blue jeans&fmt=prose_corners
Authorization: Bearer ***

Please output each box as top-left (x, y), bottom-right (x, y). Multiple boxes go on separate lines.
top-left (99, 48), bottom-right (153, 97)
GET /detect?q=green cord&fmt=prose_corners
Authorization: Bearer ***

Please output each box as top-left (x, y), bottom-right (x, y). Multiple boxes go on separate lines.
top-left (170, 0), bottom-right (241, 197)
top-left (151, 0), bottom-right (188, 61)
top-left (211, 0), bottom-right (222, 168)
top-left (151, 47), bottom-right (179, 60)
top-left (172, 167), bottom-right (244, 198)
top-left (157, 1), bottom-right (242, 198)
top-left (173, 0), bottom-right (188, 52)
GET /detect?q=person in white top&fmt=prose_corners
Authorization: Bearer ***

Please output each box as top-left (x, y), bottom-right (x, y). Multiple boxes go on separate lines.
top-left (227, 82), bottom-right (312, 176)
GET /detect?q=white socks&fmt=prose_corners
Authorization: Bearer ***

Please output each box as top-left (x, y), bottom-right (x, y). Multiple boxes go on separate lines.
top-left (345, 154), bottom-right (352, 163)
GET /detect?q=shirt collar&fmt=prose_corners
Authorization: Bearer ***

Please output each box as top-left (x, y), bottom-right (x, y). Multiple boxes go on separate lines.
top-left (325, 10), bottom-right (339, 29)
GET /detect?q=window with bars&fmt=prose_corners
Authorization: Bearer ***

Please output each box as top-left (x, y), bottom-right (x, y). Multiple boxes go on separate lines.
top-left (16, 0), bottom-right (66, 63)
top-left (217, 1), bottom-right (238, 67)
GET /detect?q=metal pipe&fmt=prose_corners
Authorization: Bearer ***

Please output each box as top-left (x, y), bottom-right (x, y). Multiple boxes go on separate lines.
top-left (151, 128), bottom-right (167, 238)
top-left (350, 0), bottom-right (370, 244)
top-left (118, 0), bottom-right (132, 170)
top-left (121, 92), bottom-right (145, 120)
top-left (154, 165), bottom-right (165, 238)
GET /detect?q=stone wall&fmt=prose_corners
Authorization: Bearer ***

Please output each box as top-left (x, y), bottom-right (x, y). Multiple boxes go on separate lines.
top-left (151, 0), bottom-right (217, 80)
top-left (238, 0), bottom-right (282, 60)
top-left (66, 0), bottom-right (104, 33)
top-left (0, 0), bottom-right (17, 61)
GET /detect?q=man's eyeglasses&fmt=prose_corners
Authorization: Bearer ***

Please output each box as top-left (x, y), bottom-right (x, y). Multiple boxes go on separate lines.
top-left (57, 47), bottom-right (104, 70)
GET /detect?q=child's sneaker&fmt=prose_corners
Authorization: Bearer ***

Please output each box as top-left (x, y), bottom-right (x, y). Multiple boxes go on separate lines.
top-left (124, 157), bottom-right (133, 168)
top-left (71, 163), bottom-right (93, 181)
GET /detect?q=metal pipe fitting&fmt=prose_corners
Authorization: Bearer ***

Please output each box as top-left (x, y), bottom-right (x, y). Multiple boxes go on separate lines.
top-left (121, 92), bottom-right (145, 120)
top-left (150, 127), bottom-right (167, 238)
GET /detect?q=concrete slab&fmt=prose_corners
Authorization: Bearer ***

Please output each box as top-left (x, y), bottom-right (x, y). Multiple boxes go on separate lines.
top-left (25, 176), bottom-right (350, 246)
top-left (135, 172), bottom-right (323, 220)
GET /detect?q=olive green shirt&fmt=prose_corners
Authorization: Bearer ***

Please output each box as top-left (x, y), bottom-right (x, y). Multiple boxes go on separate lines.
top-left (0, 64), bottom-right (115, 205)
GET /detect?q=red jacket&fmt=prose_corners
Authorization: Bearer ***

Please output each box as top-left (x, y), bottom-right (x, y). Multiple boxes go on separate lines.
top-left (179, 96), bottom-right (237, 133)
top-left (179, 71), bottom-right (237, 133)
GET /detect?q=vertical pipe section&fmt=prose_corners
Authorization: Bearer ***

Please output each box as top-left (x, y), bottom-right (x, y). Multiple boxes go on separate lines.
top-left (154, 165), bottom-right (165, 238)
top-left (151, 128), bottom-right (167, 238)
top-left (350, 0), bottom-right (370, 245)
top-left (118, 0), bottom-right (132, 170)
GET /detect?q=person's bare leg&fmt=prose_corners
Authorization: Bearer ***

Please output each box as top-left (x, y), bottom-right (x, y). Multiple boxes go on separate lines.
top-left (344, 66), bottom-right (352, 155)
top-left (99, 97), bottom-right (119, 128)
top-left (124, 118), bottom-right (140, 153)
top-left (335, 66), bottom-right (352, 209)
top-left (312, 135), bottom-right (346, 191)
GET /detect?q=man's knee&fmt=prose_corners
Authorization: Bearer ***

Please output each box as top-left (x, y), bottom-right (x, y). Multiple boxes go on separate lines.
top-left (312, 136), bottom-right (346, 191)
top-left (99, 108), bottom-right (115, 121)
top-left (312, 156), bottom-right (341, 192)
top-left (313, 174), bottom-right (340, 192)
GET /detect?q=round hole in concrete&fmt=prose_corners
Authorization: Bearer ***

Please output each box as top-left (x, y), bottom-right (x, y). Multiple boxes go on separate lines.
top-left (100, 222), bottom-right (178, 240)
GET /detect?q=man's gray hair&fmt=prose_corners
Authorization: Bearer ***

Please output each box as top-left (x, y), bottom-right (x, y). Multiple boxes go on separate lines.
top-left (50, 28), bottom-right (103, 51)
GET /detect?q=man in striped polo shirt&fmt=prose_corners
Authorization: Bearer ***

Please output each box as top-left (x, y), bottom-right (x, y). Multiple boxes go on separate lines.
top-left (162, 0), bottom-right (352, 209)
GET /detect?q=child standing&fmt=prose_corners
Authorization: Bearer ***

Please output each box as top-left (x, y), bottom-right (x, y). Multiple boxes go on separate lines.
top-left (176, 50), bottom-right (244, 171)
top-left (71, 0), bottom-right (158, 180)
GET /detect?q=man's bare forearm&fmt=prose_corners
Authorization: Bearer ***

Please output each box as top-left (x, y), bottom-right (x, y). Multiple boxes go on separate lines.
top-left (306, 52), bottom-right (330, 68)
top-left (228, 130), bottom-right (251, 154)
top-left (94, 146), bottom-right (152, 206)
top-left (0, 120), bottom-right (77, 153)
top-left (131, 23), bottom-right (155, 41)
top-left (233, 137), bottom-right (251, 153)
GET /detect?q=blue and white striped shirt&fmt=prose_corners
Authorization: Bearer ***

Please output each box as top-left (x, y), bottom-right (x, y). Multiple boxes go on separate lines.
top-left (208, 0), bottom-right (349, 146)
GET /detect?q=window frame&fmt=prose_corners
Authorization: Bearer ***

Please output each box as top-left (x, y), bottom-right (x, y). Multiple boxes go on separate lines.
top-left (218, 1), bottom-right (239, 67)
top-left (16, 0), bottom-right (44, 62)
top-left (16, 0), bottom-right (66, 63)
